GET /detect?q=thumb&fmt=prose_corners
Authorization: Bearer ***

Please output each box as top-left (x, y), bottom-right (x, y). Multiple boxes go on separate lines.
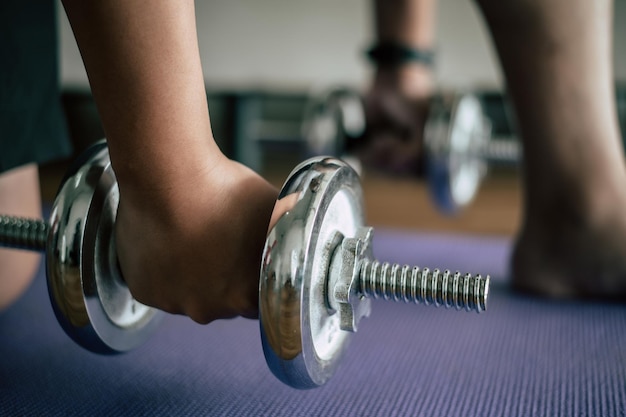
top-left (268, 193), bottom-right (299, 232)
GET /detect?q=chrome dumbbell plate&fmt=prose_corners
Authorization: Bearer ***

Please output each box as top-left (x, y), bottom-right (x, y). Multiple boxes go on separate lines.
top-left (302, 88), bottom-right (366, 158)
top-left (47, 142), bottom-right (163, 354)
top-left (260, 157), bottom-right (365, 389)
top-left (424, 93), bottom-right (490, 214)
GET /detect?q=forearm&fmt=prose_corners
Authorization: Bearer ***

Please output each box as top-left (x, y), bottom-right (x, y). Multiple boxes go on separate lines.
top-left (62, 1), bottom-right (281, 322)
top-left (62, 0), bottom-right (218, 205)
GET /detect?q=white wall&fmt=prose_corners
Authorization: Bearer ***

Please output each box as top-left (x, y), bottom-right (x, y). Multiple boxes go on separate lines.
top-left (59, 0), bottom-right (626, 90)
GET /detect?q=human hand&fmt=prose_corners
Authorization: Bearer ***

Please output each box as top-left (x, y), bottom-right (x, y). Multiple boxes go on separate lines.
top-left (115, 155), bottom-right (289, 324)
top-left (358, 65), bottom-right (433, 176)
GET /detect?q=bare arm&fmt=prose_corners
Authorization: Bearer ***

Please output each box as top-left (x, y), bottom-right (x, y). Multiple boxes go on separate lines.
top-left (62, 0), bottom-right (218, 205)
top-left (61, 0), bottom-right (279, 323)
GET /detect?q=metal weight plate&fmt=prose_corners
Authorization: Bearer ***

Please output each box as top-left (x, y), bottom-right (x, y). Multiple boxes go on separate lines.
top-left (302, 88), bottom-right (365, 175)
top-left (259, 157), bottom-right (364, 389)
top-left (425, 93), bottom-right (490, 214)
top-left (47, 141), bottom-right (164, 354)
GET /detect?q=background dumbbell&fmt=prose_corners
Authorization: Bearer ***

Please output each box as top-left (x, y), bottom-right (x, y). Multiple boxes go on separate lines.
top-left (0, 142), bottom-right (490, 389)
top-left (301, 87), bottom-right (521, 214)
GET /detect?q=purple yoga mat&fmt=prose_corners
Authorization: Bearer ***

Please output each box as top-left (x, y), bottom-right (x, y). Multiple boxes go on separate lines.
top-left (1, 230), bottom-right (625, 416)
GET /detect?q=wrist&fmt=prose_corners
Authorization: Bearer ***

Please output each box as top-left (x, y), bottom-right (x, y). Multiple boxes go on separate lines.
top-left (114, 140), bottom-right (226, 214)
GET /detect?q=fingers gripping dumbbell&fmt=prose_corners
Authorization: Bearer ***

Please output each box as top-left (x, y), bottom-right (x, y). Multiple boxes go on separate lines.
top-left (302, 88), bottom-right (521, 214)
top-left (0, 143), bottom-right (490, 389)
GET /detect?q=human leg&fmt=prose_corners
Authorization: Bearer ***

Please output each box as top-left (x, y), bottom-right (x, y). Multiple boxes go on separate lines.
top-left (361, 0), bottom-right (437, 174)
top-left (476, 0), bottom-right (626, 298)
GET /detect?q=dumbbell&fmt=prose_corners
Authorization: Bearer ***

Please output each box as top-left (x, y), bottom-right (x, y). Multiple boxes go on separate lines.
top-left (1, 141), bottom-right (163, 353)
top-left (302, 87), bottom-right (521, 214)
top-left (0, 142), bottom-right (490, 389)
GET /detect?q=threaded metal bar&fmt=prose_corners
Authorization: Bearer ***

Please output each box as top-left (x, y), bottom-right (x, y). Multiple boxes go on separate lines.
top-left (0, 215), bottom-right (49, 251)
top-left (484, 139), bottom-right (521, 164)
top-left (358, 260), bottom-right (489, 313)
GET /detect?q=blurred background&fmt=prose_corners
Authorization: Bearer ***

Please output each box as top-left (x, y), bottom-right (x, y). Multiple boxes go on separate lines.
top-left (48, 0), bottom-right (626, 237)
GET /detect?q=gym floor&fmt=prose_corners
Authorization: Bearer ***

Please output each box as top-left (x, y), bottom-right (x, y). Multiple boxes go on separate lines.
top-left (0, 148), bottom-right (626, 417)
top-left (3, 161), bottom-right (626, 415)
top-left (8, 102), bottom-right (624, 415)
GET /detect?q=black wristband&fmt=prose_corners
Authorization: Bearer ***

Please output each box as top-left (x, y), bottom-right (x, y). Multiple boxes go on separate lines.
top-left (366, 42), bottom-right (435, 67)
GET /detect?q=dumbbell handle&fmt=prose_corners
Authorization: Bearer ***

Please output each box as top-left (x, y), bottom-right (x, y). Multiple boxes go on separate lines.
top-left (3, 215), bottom-right (489, 332)
top-left (480, 137), bottom-right (521, 164)
top-left (0, 215), bottom-right (48, 252)
top-left (2, 214), bottom-right (490, 311)
top-left (359, 260), bottom-right (488, 313)
top-left (327, 227), bottom-right (489, 334)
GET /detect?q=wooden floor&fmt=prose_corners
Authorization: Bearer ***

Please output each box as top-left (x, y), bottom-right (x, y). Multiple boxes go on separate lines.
top-left (40, 160), bottom-right (523, 238)
top-left (363, 171), bottom-right (521, 236)
top-left (265, 167), bottom-right (522, 237)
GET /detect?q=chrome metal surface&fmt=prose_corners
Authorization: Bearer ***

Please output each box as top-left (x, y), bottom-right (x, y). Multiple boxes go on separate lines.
top-left (302, 88), bottom-right (365, 156)
top-left (483, 137), bottom-right (521, 164)
top-left (425, 93), bottom-right (489, 214)
top-left (302, 88), bottom-right (364, 174)
top-left (260, 156), bottom-right (491, 389)
top-left (302, 88), bottom-right (503, 214)
top-left (46, 142), bottom-right (163, 354)
top-left (328, 227), bottom-right (489, 334)
top-left (359, 262), bottom-right (489, 313)
top-left (0, 216), bottom-right (48, 251)
top-left (260, 156), bottom-right (364, 389)
top-left (327, 226), bottom-right (373, 332)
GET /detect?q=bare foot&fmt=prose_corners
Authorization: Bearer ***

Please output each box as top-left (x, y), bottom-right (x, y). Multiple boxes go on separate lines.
top-left (473, 0), bottom-right (626, 301)
top-left (511, 201), bottom-right (626, 300)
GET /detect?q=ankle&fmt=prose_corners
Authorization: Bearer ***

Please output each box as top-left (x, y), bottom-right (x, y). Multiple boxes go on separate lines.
top-left (372, 64), bottom-right (434, 100)
top-left (524, 179), bottom-right (626, 239)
